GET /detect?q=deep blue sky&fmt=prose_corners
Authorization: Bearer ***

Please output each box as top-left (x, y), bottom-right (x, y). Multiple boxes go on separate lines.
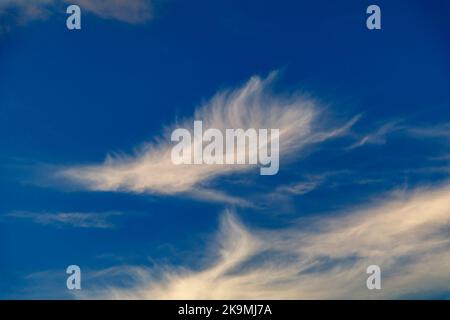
top-left (0, 0), bottom-right (449, 298)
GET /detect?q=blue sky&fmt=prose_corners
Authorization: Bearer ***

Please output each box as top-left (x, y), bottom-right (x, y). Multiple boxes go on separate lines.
top-left (1, 0), bottom-right (450, 299)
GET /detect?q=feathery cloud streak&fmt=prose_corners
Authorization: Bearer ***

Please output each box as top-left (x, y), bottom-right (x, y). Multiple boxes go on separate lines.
top-left (57, 72), bottom-right (357, 197)
top-left (6, 211), bottom-right (122, 228)
top-left (81, 182), bottom-right (450, 299)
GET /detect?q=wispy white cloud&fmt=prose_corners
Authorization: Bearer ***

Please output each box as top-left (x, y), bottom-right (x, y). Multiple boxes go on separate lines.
top-left (188, 188), bottom-right (255, 208)
top-left (346, 121), bottom-right (403, 150)
top-left (0, 0), bottom-right (153, 28)
top-left (80, 182), bottom-right (450, 299)
top-left (407, 123), bottom-right (450, 141)
top-left (430, 154), bottom-right (450, 162)
top-left (71, 0), bottom-right (153, 24)
top-left (0, 0), bottom-right (54, 27)
top-left (346, 121), bottom-right (450, 152)
top-left (56, 72), bottom-right (357, 203)
top-left (6, 211), bottom-right (122, 228)
top-left (272, 175), bottom-right (326, 196)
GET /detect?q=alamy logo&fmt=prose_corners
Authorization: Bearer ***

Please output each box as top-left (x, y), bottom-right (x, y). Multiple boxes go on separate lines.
top-left (366, 5), bottom-right (381, 30)
top-left (171, 121), bottom-right (280, 175)
top-left (66, 265), bottom-right (81, 290)
top-left (366, 265), bottom-right (381, 290)
top-left (66, 5), bottom-right (81, 30)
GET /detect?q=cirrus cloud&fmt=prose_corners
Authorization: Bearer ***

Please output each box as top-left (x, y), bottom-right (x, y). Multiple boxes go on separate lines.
top-left (5, 211), bottom-right (122, 229)
top-left (79, 182), bottom-right (450, 299)
top-left (55, 72), bottom-right (357, 202)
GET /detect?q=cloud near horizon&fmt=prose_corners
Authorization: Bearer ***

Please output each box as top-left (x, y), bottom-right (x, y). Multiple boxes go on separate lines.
top-left (56, 72), bottom-right (357, 200)
top-left (79, 181), bottom-right (450, 299)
